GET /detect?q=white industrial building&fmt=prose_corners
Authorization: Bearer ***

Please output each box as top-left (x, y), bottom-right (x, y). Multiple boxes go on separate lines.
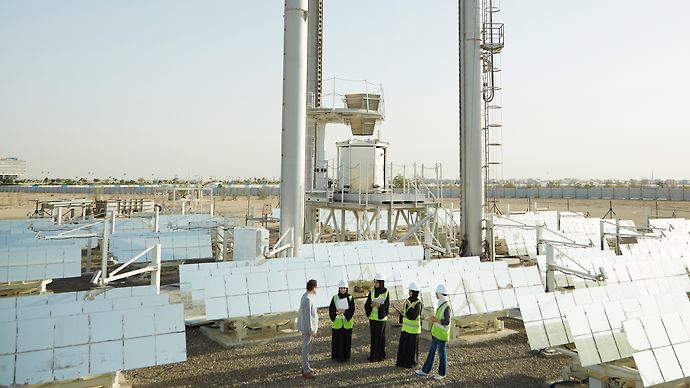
top-left (0, 157), bottom-right (27, 181)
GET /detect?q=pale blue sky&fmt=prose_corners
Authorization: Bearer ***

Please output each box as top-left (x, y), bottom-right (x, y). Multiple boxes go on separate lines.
top-left (1, 1), bottom-right (688, 180)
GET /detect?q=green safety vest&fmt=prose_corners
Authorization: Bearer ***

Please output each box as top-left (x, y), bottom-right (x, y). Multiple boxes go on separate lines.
top-left (368, 287), bottom-right (389, 321)
top-left (401, 300), bottom-right (422, 334)
top-left (331, 295), bottom-right (354, 330)
top-left (431, 301), bottom-right (451, 341)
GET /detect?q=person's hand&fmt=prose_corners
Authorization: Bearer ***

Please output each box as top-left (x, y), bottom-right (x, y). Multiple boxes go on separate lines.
top-left (429, 316), bottom-right (439, 323)
top-left (405, 299), bottom-right (411, 306)
top-left (337, 309), bottom-right (345, 314)
top-left (372, 301), bottom-right (380, 308)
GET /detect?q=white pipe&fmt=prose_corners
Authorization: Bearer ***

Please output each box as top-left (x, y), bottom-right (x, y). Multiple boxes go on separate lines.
top-left (100, 215), bottom-right (109, 285)
top-left (460, 0), bottom-right (483, 256)
top-left (154, 206), bottom-right (160, 233)
top-left (279, 0), bottom-right (308, 257)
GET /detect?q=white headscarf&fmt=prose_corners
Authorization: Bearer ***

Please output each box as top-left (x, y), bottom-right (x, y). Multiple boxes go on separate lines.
top-left (437, 293), bottom-right (448, 307)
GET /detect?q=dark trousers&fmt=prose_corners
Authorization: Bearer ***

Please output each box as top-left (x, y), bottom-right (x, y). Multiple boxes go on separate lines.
top-left (369, 320), bottom-right (387, 361)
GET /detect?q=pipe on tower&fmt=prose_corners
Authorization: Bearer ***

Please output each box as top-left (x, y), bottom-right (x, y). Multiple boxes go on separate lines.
top-left (280, 0), bottom-right (308, 256)
top-left (460, 0), bottom-right (483, 256)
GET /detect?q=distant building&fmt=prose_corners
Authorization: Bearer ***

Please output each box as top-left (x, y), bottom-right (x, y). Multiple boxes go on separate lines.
top-left (0, 157), bottom-right (27, 181)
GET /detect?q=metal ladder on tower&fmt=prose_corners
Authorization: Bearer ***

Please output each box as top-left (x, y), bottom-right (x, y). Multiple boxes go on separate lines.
top-left (481, 0), bottom-right (504, 214)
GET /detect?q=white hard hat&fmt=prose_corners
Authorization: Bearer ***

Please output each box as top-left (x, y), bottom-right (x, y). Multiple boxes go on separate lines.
top-left (374, 272), bottom-right (386, 281)
top-left (435, 284), bottom-right (448, 295)
top-left (338, 280), bottom-right (349, 288)
top-left (408, 282), bottom-right (420, 292)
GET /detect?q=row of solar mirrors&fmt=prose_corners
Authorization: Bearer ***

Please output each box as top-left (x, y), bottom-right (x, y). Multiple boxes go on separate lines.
top-left (0, 215), bottom-right (230, 283)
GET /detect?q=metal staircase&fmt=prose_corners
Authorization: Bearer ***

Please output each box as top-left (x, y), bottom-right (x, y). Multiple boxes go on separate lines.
top-left (481, 0), bottom-right (505, 214)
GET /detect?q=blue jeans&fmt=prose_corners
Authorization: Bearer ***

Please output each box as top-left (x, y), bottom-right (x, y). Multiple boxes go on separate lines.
top-left (422, 336), bottom-right (446, 376)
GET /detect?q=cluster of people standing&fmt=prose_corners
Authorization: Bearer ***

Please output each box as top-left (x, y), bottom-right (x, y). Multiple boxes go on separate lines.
top-left (297, 273), bottom-right (451, 381)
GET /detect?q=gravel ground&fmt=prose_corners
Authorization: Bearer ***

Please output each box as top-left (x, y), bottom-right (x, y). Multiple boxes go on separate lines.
top-left (125, 299), bottom-right (571, 387)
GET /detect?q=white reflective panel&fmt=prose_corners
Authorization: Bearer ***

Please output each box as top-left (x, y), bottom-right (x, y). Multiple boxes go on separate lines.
top-left (17, 317), bottom-right (54, 352)
top-left (153, 304), bottom-right (184, 335)
top-left (267, 272), bottom-right (288, 292)
top-left (345, 265), bottom-right (363, 281)
top-left (467, 292), bottom-right (487, 314)
top-left (584, 304), bottom-right (610, 333)
top-left (124, 308), bottom-right (154, 338)
top-left (204, 297), bottom-right (228, 320)
top-left (571, 289), bottom-right (592, 306)
top-left (634, 350), bottom-right (664, 387)
top-left (619, 282), bottom-right (641, 298)
top-left (0, 321), bottom-right (16, 355)
top-left (624, 318), bottom-right (651, 351)
top-left (113, 296), bottom-right (143, 311)
top-left (324, 267), bottom-right (345, 288)
top-left (54, 344), bottom-right (89, 380)
top-left (450, 294), bottom-right (471, 317)
top-left (483, 290), bottom-right (502, 312)
top-left (0, 354), bottom-right (14, 386)
top-left (544, 318), bottom-right (569, 346)
top-left (123, 336), bottom-right (156, 370)
top-left (54, 314), bottom-right (89, 347)
top-left (654, 345), bottom-right (684, 382)
top-left (447, 277), bottom-right (466, 295)
top-left (82, 299), bottom-right (113, 314)
top-left (245, 273), bottom-right (269, 294)
top-left (536, 293), bottom-right (560, 320)
top-left (574, 334), bottom-right (601, 366)
top-left (288, 290), bottom-right (304, 311)
top-left (620, 299), bottom-right (642, 316)
top-left (524, 266), bottom-right (542, 286)
top-left (478, 271), bottom-right (497, 291)
top-left (614, 264), bottom-right (631, 282)
top-left (498, 289), bottom-right (518, 309)
top-left (554, 291), bottom-right (576, 312)
top-left (516, 295), bottom-right (541, 322)
top-left (494, 268), bottom-right (511, 289)
top-left (602, 301), bottom-right (626, 330)
top-left (627, 262), bottom-right (643, 281)
top-left (204, 276), bottom-right (226, 299)
top-left (89, 341), bottom-right (122, 374)
top-left (248, 293), bottom-right (271, 316)
top-left (592, 331), bottom-right (620, 364)
top-left (588, 287), bottom-right (609, 304)
top-left (463, 273), bottom-right (482, 293)
top-left (524, 321), bottom-right (549, 350)
top-left (508, 267), bottom-right (527, 288)
top-left (662, 314), bottom-right (689, 345)
top-left (269, 292), bottom-right (292, 314)
top-left (643, 279), bottom-right (662, 296)
top-left (673, 342), bottom-right (690, 376)
top-left (227, 295), bottom-right (250, 318)
top-left (286, 270), bottom-right (306, 291)
top-left (565, 307), bottom-right (591, 338)
top-left (15, 349), bottom-right (52, 385)
top-left (613, 330), bottom-right (634, 358)
top-left (155, 332), bottom-right (187, 365)
top-left (642, 316), bottom-right (671, 348)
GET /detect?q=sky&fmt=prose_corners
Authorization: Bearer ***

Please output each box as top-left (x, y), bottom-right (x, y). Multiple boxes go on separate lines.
top-left (1, 1), bottom-right (689, 181)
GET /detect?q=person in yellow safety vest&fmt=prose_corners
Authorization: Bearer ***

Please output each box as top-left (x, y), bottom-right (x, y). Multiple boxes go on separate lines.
top-left (395, 281), bottom-right (423, 368)
top-left (364, 272), bottom-right (390, 362)
top-left (416, 283), bottom-right (451, 381)
top-left (328, 280), bottom-right (355, 362)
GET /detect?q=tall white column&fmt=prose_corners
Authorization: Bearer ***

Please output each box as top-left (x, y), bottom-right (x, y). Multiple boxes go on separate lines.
top-left (460, 0), bottom-right (483, 256)
top-left (280, 0), bottom-right (308, 256)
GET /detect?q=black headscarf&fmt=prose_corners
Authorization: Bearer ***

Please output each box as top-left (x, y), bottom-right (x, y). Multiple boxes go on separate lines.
top-left (409, 290), bottom-right (419, 301)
